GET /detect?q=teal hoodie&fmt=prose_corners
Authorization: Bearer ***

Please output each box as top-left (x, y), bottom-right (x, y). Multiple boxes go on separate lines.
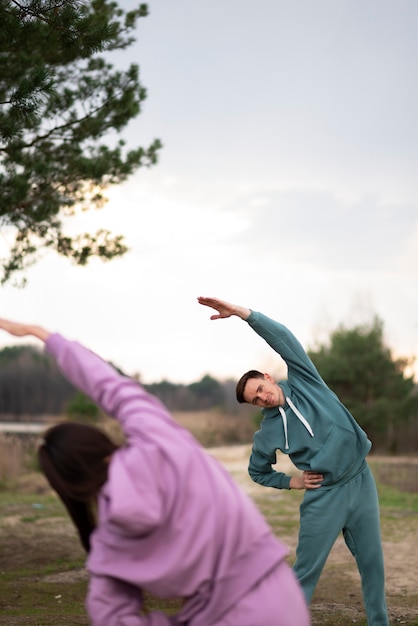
top-left (247, 311), bottom-right (371, 490)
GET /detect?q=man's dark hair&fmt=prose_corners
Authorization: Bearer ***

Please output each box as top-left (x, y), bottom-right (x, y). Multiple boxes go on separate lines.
top-left (236, 370), bottom-right (264, 404)
top-left (38, 422), bottom-right (118, 552)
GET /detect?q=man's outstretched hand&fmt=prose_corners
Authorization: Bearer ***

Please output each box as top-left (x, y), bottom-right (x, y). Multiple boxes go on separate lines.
top-left (197, 297), bottom-right (251, 321)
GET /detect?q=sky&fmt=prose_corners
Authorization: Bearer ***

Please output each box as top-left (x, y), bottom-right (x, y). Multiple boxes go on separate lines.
top-left (1, 0), bottom-right (418, 384)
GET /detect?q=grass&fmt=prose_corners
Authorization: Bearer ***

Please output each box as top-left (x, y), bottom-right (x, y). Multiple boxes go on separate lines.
top-left (0, 449), bottom-right (418, 625)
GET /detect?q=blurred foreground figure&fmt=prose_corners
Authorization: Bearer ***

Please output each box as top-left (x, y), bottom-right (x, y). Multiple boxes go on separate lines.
top-left (0, 317), bottom-right (310, 626)
top-left (198, 297), bottom-right (389, 626)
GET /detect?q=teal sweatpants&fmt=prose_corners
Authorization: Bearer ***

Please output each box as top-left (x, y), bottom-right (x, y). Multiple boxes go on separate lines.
top-left (293, 463), bottom-right (389, 626)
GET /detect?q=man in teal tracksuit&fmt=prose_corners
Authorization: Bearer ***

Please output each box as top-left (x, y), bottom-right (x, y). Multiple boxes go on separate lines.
top-left (198, 296), bottom-right (390, 626)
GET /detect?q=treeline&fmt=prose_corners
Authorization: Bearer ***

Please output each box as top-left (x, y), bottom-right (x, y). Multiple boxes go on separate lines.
top-left (0, 346), bottom-right (75, 417)
top-left (145, 377), bottom-right (239, 412)
top-left (308, 316), bottom-right (418, 454)
top-left (0, 346), bottom-right (238, 418)
top-left (0, 315), bottom-right (417, 454)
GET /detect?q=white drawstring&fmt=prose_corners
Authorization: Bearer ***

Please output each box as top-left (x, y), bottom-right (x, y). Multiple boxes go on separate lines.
top-left (279, 407), bottom-right (289, 449)
top-left (286, 397), bottom-right (314, 437)
top-left (278, 398), bottom-right (314, 450)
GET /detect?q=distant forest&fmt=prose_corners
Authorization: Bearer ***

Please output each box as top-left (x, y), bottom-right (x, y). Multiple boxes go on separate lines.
top-left (1, 325), bottom-right (417, 454)
top-left (0, 345), bottom-right (239, 418)
top-left (0, 346), bottom-right (75, 416)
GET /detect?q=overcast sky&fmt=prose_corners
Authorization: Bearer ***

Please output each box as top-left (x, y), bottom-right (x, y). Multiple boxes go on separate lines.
top-left (2, 0), bottom-right (418, 384)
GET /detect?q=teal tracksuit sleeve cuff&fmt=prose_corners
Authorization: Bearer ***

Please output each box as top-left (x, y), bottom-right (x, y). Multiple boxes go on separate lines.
top-left (248, 447), bottom-right (292, 490)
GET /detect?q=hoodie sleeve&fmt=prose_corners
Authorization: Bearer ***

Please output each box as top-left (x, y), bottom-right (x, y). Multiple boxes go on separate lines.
top-left (248, 441), bottom-right (292, 490)
top-left (45, 333), bottom-right (174, 432)
top-left (87, 575), bottom-right (178, 626)
top-left (246, 311), bottom-right (323, 385)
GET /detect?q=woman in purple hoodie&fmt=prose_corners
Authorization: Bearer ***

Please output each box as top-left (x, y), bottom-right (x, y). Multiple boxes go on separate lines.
top-left (0, 317), bottom-right (309, 626)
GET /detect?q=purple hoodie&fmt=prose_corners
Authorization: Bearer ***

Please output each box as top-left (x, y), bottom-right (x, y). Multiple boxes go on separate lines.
top-left (46, 334), bottom-right (289, 626)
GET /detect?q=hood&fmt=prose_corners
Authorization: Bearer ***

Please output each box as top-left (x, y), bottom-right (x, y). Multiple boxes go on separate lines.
top-left (105, 444), bottom-right (163, 536)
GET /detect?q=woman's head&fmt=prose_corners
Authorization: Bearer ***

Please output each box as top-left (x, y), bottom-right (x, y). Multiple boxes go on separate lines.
top-left (38, 422), bottom-right (118, 551)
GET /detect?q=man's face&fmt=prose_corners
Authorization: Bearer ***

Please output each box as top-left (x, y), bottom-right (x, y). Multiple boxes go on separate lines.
top-left (243, 374), bottom-right (283, 408)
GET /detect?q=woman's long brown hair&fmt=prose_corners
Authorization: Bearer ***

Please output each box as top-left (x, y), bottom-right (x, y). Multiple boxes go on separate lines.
top-left (38, 422), bottom-right (118, 552)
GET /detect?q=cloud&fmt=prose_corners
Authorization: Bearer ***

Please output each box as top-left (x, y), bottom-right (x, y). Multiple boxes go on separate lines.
top-left (224, 189), bottom-right (418, 272)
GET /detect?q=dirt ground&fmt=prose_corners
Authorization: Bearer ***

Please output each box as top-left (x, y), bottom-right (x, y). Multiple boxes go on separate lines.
top-left (209, 445), bottom-right (418, 625)
top-left (0, 445), bottom-right (417, 625)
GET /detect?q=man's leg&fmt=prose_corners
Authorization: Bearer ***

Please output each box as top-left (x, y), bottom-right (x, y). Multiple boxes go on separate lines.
top-left (343, 465), bottom-right (389, 626)
top-left (293, 487), bottom-right (347, 603)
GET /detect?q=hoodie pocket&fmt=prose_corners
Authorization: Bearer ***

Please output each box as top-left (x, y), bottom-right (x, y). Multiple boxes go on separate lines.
top-left (309, 423), bottom-right (359, 483)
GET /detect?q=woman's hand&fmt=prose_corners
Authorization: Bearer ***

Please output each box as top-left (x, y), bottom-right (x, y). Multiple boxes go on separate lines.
top-left (0, 318), bottom-right (50, 342)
